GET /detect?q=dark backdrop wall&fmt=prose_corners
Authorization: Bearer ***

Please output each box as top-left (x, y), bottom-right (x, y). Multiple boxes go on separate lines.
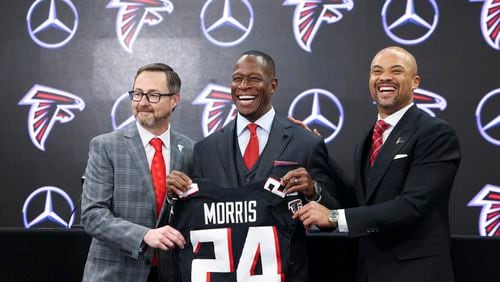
top-left (1, 0), bottom-right (498, 235)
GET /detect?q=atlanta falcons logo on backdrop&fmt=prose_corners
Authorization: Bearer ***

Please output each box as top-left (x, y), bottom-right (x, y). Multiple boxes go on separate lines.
top-left (468, 184), bottom-right (500, 236)
top-left (470, 0), bottom-right (500, 50)
top-left (283, 0), bottom-right (354, 52)
top-left (192, 83), bottom-right (237, 137)
top-left (18, 85), bottom-right (85, 151)
top-left (413, 88), bottom-right (447, 117)
top-left (107, 0), bottom-right (173, 53)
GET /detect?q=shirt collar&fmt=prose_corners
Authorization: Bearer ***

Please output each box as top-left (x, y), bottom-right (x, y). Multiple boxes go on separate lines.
top-left (236, 107), bottom-right (275, 136)
top-left (136, 121), bottom-right (171, 148)
top-left (378, 103), bottom-right (414, 128)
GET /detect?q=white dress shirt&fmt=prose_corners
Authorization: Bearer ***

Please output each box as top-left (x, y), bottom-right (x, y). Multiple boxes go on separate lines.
top-left (236, 107), bottom-right (275, 156)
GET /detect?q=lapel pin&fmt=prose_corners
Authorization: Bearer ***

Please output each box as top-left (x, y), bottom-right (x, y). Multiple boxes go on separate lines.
top-left (396, 137), bottom-right (405, 144)
top-left (177, 144), bottom-right (184, 152)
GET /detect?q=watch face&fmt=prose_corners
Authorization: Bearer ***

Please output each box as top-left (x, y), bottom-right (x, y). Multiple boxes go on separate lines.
top-left (328, 210), bottom-right (338, 223)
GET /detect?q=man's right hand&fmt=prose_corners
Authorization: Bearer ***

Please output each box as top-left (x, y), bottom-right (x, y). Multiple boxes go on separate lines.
top-left (167, 170), bottom-right (193, 197)
top-left (143, 225), bottom-right (186, 251)
top-left (287, 116), bottom-right (321, 137)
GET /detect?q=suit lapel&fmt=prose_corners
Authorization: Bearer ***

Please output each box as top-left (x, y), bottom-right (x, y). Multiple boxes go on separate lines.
top-left (354, 128), bottom-right (373, 203)
top-left (215, 121), bottom-right (240, 186)
top-left (170, 131), bottom-right (183, 172)
top-left (364, 106), bottom-right (420, 204)
top-left (256, 114), bottom-right (292, 178)
top-left (123, 124), bottom-right (157, 215)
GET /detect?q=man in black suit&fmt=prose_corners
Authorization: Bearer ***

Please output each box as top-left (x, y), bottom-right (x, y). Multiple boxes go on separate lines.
top-left (169, 50), bottom-right (347, 281)
top-left (293, 46), bottom-right (461, 282)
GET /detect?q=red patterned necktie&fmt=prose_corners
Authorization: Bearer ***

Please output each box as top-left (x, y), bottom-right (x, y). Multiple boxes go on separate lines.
top-left (243, 123), bottom-right (259, 169)
top-left (369, 119), bottom-right (389, 167)
top-left (150, 138), bottom-right (167, 216)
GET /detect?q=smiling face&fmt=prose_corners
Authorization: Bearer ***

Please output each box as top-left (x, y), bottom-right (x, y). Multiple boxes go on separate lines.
top-left (132, 70), bottom-right (179, 135)
top-left (231, 54), bottom-right (277, 122)
top-left (369, 47), bottom-right (420, 118)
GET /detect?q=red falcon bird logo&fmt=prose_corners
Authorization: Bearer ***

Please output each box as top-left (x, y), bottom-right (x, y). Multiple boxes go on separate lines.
top-left (283, 0), bottom-right (354, 52)
top-left (192, 83), bottom-right (237, 137)
top-left (469, 184), bottom-right (500, 236)
top-left (470, 0), bottom-right (500, 50)
top-left (18, 85), bottom-right (85, 151)
top-left (413, 88), bottom-right (447, 117)
top-left (107, 0), bottom-right (174, 53)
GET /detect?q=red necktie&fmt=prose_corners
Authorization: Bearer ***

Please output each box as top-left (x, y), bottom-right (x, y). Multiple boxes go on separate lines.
top-left (243, 123), bottom-right (259, 169)
top-left (150, 138), bottom-right (167, 216)
top-left (369, 119), bottom-right (389, 166)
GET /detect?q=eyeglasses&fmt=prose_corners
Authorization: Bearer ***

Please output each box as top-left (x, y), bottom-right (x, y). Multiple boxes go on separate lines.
top-left (128, 91), bottom-right (177, 103)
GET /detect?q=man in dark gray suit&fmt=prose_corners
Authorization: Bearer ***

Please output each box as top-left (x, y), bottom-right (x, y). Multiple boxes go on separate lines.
top-left (293, 46), bottom-right (461, 282)
top-left (81, 63), bottom-right (194, 282)
top-left (170, 50), bottom-right (347, 281)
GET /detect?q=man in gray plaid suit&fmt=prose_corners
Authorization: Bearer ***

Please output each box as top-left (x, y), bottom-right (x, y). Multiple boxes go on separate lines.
top-left (81, 63), bottom-right (194, 282)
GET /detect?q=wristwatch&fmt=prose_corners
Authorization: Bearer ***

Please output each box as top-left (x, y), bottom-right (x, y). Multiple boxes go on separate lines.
top-left (307, 181), bottom-right (322, 202)
top-left (328, 209), bottom-right (339, 225)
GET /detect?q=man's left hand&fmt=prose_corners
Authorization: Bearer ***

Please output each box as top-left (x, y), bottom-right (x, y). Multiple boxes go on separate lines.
top-left (282, 167), bottom-right (315, 198)
top-left (167, 170), bottom-right (192, 198)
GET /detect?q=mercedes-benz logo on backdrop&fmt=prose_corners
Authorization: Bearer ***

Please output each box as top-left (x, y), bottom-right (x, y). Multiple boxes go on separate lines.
top-left (200, 0), bottom-right (254, 47)
top-left (476, 88), bottom-right (500, 146)
top-left (111, 92), bottom-right (134, 131)
top-left (381, 0), bottom-right (438, 45)
top-left (22, 186), bottom-right (75, 228)
top-left (26, 0), bottom-right (78, 49)
top-left (288, 88), bottom-right (344, 143)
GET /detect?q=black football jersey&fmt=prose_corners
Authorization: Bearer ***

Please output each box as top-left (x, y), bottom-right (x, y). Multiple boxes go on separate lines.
top-left (173, 178), bottom-right (304, 282)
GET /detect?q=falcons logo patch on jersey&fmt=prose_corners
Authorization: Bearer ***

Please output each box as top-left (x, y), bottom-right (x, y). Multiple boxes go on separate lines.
top-left (468, 184), bottom-right (500, 236)
top-left (18, 84), bottom-right (85, 151)
top-left (413, 88), bottom-right (447, 117)
top-left (470, 0), bottom-right (500, 50)
top-left (283, 0), bottom-right (354, 52)
top-left (192, 83), bottom-right (237, 137)
top-left (107, 0), bottom-right (174, 53)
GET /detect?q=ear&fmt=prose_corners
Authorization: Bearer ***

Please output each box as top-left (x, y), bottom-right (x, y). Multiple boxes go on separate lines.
top-left (270, 78), bottom-right (278, 95)
top-left (171, 93), bottom-right (180, 110)
top-left (412, 75), bottom-right (421, 89)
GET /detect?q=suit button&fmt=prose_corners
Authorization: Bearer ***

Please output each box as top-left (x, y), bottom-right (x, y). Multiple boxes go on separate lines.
top-left (246, 178), bottom-right (251, 183)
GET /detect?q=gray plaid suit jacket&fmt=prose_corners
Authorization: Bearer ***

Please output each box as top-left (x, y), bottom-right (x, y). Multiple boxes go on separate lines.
top-left (81, 123), bottom-right (194, 282)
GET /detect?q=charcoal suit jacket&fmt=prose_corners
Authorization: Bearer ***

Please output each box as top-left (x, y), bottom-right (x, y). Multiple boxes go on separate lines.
top-left (347, 105), bottom-right (461, 282)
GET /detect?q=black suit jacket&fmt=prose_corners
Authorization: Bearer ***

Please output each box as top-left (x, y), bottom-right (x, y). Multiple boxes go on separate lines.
top-left (192, 113), bottom-right (345, 282)
top-left (347, 105), bottom-right (461, 282)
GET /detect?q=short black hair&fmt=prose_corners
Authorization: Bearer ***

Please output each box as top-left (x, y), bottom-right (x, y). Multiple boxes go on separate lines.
top-left (239, 50), bottom-right (276, 77)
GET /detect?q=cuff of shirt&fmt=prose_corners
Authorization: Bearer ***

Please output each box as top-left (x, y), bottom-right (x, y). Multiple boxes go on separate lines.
top-left (337, 209), bottom-right (349, 232)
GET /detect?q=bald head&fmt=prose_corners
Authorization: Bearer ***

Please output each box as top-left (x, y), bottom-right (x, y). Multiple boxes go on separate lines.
top-left (372, 46), bottom-right (418, 76)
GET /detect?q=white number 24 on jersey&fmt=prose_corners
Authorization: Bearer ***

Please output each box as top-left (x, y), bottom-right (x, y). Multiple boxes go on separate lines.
top-left (190, 226), bottom-right (283, 282)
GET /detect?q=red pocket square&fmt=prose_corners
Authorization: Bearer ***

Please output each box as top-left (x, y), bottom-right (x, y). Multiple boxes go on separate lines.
top-left (273, 160), bottom-right (299, 166)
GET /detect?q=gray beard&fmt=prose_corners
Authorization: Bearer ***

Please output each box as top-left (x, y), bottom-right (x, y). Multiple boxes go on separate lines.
top-left (138, 116), bottom-right (157, 128)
